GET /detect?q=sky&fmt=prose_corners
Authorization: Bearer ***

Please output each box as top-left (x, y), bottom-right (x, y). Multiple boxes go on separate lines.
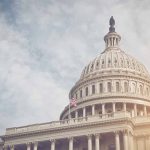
top-left (0, 0), bottom-right (150, 134)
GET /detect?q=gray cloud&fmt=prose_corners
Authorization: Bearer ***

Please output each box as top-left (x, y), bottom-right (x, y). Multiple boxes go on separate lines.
top-left (0, 0), bottom-right (150, 134)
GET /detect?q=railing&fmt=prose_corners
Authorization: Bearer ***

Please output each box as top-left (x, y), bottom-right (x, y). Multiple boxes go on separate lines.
top-left (132, 114), bottom-right (150, 124)
top-left (5, 111), bottom-right (131, 135)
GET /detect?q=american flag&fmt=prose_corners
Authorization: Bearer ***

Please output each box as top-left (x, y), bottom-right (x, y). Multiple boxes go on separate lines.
top-left (70, 98), bottom-right (77, 107)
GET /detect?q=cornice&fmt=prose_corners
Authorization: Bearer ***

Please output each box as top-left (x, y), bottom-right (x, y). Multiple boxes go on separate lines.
top-left (3, 115), bottom-right (133, 140)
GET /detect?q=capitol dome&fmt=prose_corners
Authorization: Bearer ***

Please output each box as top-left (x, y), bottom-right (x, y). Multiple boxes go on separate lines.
top-left (60, 16), bottom-right (150, 120)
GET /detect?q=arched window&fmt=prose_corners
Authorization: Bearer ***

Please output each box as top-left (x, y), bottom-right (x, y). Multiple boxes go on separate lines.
top-left (131, 83), bottom-right (136, 93)
top-left (146, 87), bottom-right (149, 96)
top-left (75, 93), bottom-right (78, 99)
top-left (80, 90), bottom-right (82, 98)
top-left (139, 85), bottom-right (143, 95)
top-left (96, 61), bottom-right (99, 69)
top-left (124, 82), bottom-right (128, 92)
top-left (92, 85), bottom-right (95, 94)
top-left (108, 59), bottom-right (111, 67)
top-left (100, 83), bottom-right (103, 93)
top-left (107, 82), bottom-right (111, 92)
top-left (116, 82), bottom-right (120, 92)
top-left (85, 87), bottom-right (88, 96)
top-left (101, 59), bottom-right (104, 68)
top-left (114, 58), bottom-right (117, 67)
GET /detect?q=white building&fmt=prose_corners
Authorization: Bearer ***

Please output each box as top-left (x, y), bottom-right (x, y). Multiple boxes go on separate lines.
top-left (1, 16), bottom-right (150, 150)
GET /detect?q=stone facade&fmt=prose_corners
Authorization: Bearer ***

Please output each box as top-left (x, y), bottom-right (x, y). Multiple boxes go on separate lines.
top-left (1, 17), bottom-right (150, 150)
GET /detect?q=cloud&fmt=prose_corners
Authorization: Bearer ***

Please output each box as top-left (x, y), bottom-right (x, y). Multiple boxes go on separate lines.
top-left (0, 0), bottom-right (150, 134)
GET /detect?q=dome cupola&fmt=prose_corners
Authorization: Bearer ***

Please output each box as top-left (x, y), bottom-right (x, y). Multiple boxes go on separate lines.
top-left (104, 16), bottom-right (121, 50)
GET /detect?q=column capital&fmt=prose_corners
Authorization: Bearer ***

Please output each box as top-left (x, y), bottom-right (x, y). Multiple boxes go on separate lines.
top-left (114, 130), bottom-right (120, 134)
top-left (94, 133), bottom-right (101, 138)
top-left (87, 134), bottom-right (92, 139)
top-left (68, 136), bottom-right (73, 140)
top-left (122, 129), bottom-right (128, 135)
top-left (50, 139), bottom-right (56, 143)
top-left (33, 141), bottom-right (38, 146)
top-left (9, 145), bottom-right (14, 149)
top-left (26, 142), bottom-right (32, 146)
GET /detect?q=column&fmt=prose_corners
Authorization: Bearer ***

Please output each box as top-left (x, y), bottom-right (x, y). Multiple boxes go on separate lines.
top-left (102, 103), bottom-right (105, 115)
top-left (51, 139), bottom-right (55, 150)
top-left (113, 103), bottom-right (116, 113)
top-left (123, 103), bottom-right (126, 111)
top-left (92, 105), bottom-right (95, 115)
top-left (145, 136), bottom-right (150, 150)
top-left (75, 110), bottom-right (78, 119)
top-left (10, 145), bottom-right (14, 150)
top-left (95, 134), bottom-right (100, 150)
top-left (134, 104), bottom-right (137, 117)
top-left (129, 132), bottom-right (134, 150)
top-left (144, 105), bottom-right (147, 116)
top-left (3, 146), bottom-right (8, 150)
top-left (115, 131), bottom-right (120, 150)
top-left (83, 107), bottom-right (86, 117)
top-left (88, 135), bottom-right (92, 150)
top-left (69, 137), bottom-right (73, 150)
top-left (33, 142), bottom-right (38, 150)
top-left (27, 143), bottom-right (31, 150)
top-left (123, 130), bottom-right (128, 150)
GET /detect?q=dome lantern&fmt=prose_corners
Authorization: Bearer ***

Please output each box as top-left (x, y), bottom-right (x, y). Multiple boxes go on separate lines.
top-left (104, 16), bottom-right (121, 50)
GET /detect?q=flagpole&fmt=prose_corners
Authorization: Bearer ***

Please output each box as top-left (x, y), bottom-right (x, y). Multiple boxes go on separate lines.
top-left (69, 99), bottom-right (71, 120)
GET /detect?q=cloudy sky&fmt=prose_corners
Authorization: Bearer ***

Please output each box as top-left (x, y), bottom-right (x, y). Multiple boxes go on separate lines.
top-left (0, 0), bottom-right (150, 134)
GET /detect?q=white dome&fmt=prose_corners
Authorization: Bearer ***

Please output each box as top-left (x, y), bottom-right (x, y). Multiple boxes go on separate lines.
top-left (80, 48), bottom-right (149, 79)
top-left (60, 17), bottom-right (150, 120)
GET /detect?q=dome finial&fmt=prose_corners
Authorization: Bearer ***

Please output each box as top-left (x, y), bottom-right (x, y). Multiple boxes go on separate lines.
top-left (109, 16), bottom-right (115, 32)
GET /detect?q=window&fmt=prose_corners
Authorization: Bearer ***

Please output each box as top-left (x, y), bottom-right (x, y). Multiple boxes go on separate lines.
top-left (85, 87), bottom-right (88, 96)
top-left (100, 83), bottom-right (103, 93)
top-left (131, 83), bottom-right (136, 93)
top-left (116, 82), bottom-right (120, 92)
top-left (114, 59), bottom-right (117, 67)
top-left (107, 82), bottom-right (111, 92)
top-left (108, 59), bottom-right (111, 67)
top-left (92, 85), bottom-right (95, 94)
top-left (140, 85), bottom-right (143, 95)
top-left (75, 93), bottom-right (78, 99)
top-left (80, 90), bottom-right (82, 98)
top-left (101, 59), bottom-right (104, 68)
top-left (124, 82), bottom-right (128, 92)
